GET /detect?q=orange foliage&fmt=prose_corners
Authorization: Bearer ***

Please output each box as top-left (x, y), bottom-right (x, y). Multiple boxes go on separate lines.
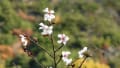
top-left (0, 45), bottom-right (14, 60)
top-left (0, 42), bottom-right (25, 60)
top-left (12, 28), bottom-right (33, 37)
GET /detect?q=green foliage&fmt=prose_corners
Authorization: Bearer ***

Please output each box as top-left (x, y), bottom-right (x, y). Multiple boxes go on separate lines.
top-left (0, 0), bottom-right (120, 68)
top-left (6, 55), bottom-right (30, 68)
top-left (0, 33), bottom-right (17, 45)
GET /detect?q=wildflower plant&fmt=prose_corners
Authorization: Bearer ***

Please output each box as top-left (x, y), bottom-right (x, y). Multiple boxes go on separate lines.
top-left (19, 7), bottom-right (91, 68)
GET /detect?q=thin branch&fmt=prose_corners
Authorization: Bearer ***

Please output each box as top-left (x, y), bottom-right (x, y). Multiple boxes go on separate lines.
top-left (55, 44), bottom-right (64, 52)
top-left (50, 34), bottom-right (57, 68)
top-left (56, 55), bottom-right (62, 64)
top-left (32, 56), bottom-right (45, 68)
top-left (28, 37), bottom-right (53, 58)
top-left (78, 56), bottom-right (87, 68)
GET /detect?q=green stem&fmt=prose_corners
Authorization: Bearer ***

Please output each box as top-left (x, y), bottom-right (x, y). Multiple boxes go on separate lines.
top-left (29, 37), bottom-right (53, 57)
top-left (32, 56), bottom-right (45, 68)
top-left (50, 34), bottom-right (57, 68)
top-left (78, 56), bottom-right (87, 68)
top-left (56, 55), bottom-right (62, 64)
top-left (55, 44), bottom-right (64, 52)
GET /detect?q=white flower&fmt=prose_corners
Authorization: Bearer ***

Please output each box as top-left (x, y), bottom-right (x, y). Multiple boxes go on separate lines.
top-left (63, 58), bottom-right (72, 65)
top-left (62, 51), bottom-right (71, 59)
top-left (78, 47), bottom-right (88, 58)
top-left (43, 8), bottom-right (55, 22)
top-left (49, 67), bottom-right (52, 68)
top-left (19, 34), bottom-right (28, 46)
top-left (62, 51), bottom-right (72, 65)
top-left (43, 8), bottom-right (55, 13)
top-left (47, 67), bottom-right (52, 68)
top-left (39, 23), bottom-right (53, 35)
top-left (57, 34), bottom-right (69, 45)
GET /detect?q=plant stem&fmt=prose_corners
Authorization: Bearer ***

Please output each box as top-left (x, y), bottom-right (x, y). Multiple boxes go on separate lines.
top-left (55, 44), bottom-right (64, 52)
top-left (32, 56), bottom-right (45, 68)
top-left (29, 37), bottom-right (53, 57)
top-left (50, 34), bottom-right (57, 68)
top-left (78, 56), bottom-right (87, 68)
top-left (56, 55), bottom-right (62, 64)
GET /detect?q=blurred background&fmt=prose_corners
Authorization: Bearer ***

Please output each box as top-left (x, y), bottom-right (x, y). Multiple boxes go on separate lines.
top-left (0, 0), bottom-right (120, 68)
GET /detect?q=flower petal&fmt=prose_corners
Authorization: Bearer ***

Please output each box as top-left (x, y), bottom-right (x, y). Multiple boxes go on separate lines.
top-left (39, 23), bottom-right (44, 26)
top-left (43, 8), bottom-right (49, 12)
top-left (58, 34), bottom-right (62, 38)
top-left (50, 10), bottom-right (54, 13)
top-left (57, 40), bottom-right (62, 44)
top-left (65, 58), bottom-right (72, 65)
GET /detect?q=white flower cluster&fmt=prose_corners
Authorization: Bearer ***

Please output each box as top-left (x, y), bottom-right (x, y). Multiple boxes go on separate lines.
top-left (78, 47), bottom-right (88, 58)
top-left (57, 34), bottom-right (69, 45)
top-left (39, 23), bottom-right (53, 35)
top-left (43, 8), bottom-right (55, 22)
top-left (39, 8), bottom-right (69, 45)
top-left (62, 51), bottom-right (72, 65)
top-left (61, 47), bottom-right (88, 65)
top-left (39, 8), bottom-right (55, 36)
top-left (19, 34), bottom-right (28, 46)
